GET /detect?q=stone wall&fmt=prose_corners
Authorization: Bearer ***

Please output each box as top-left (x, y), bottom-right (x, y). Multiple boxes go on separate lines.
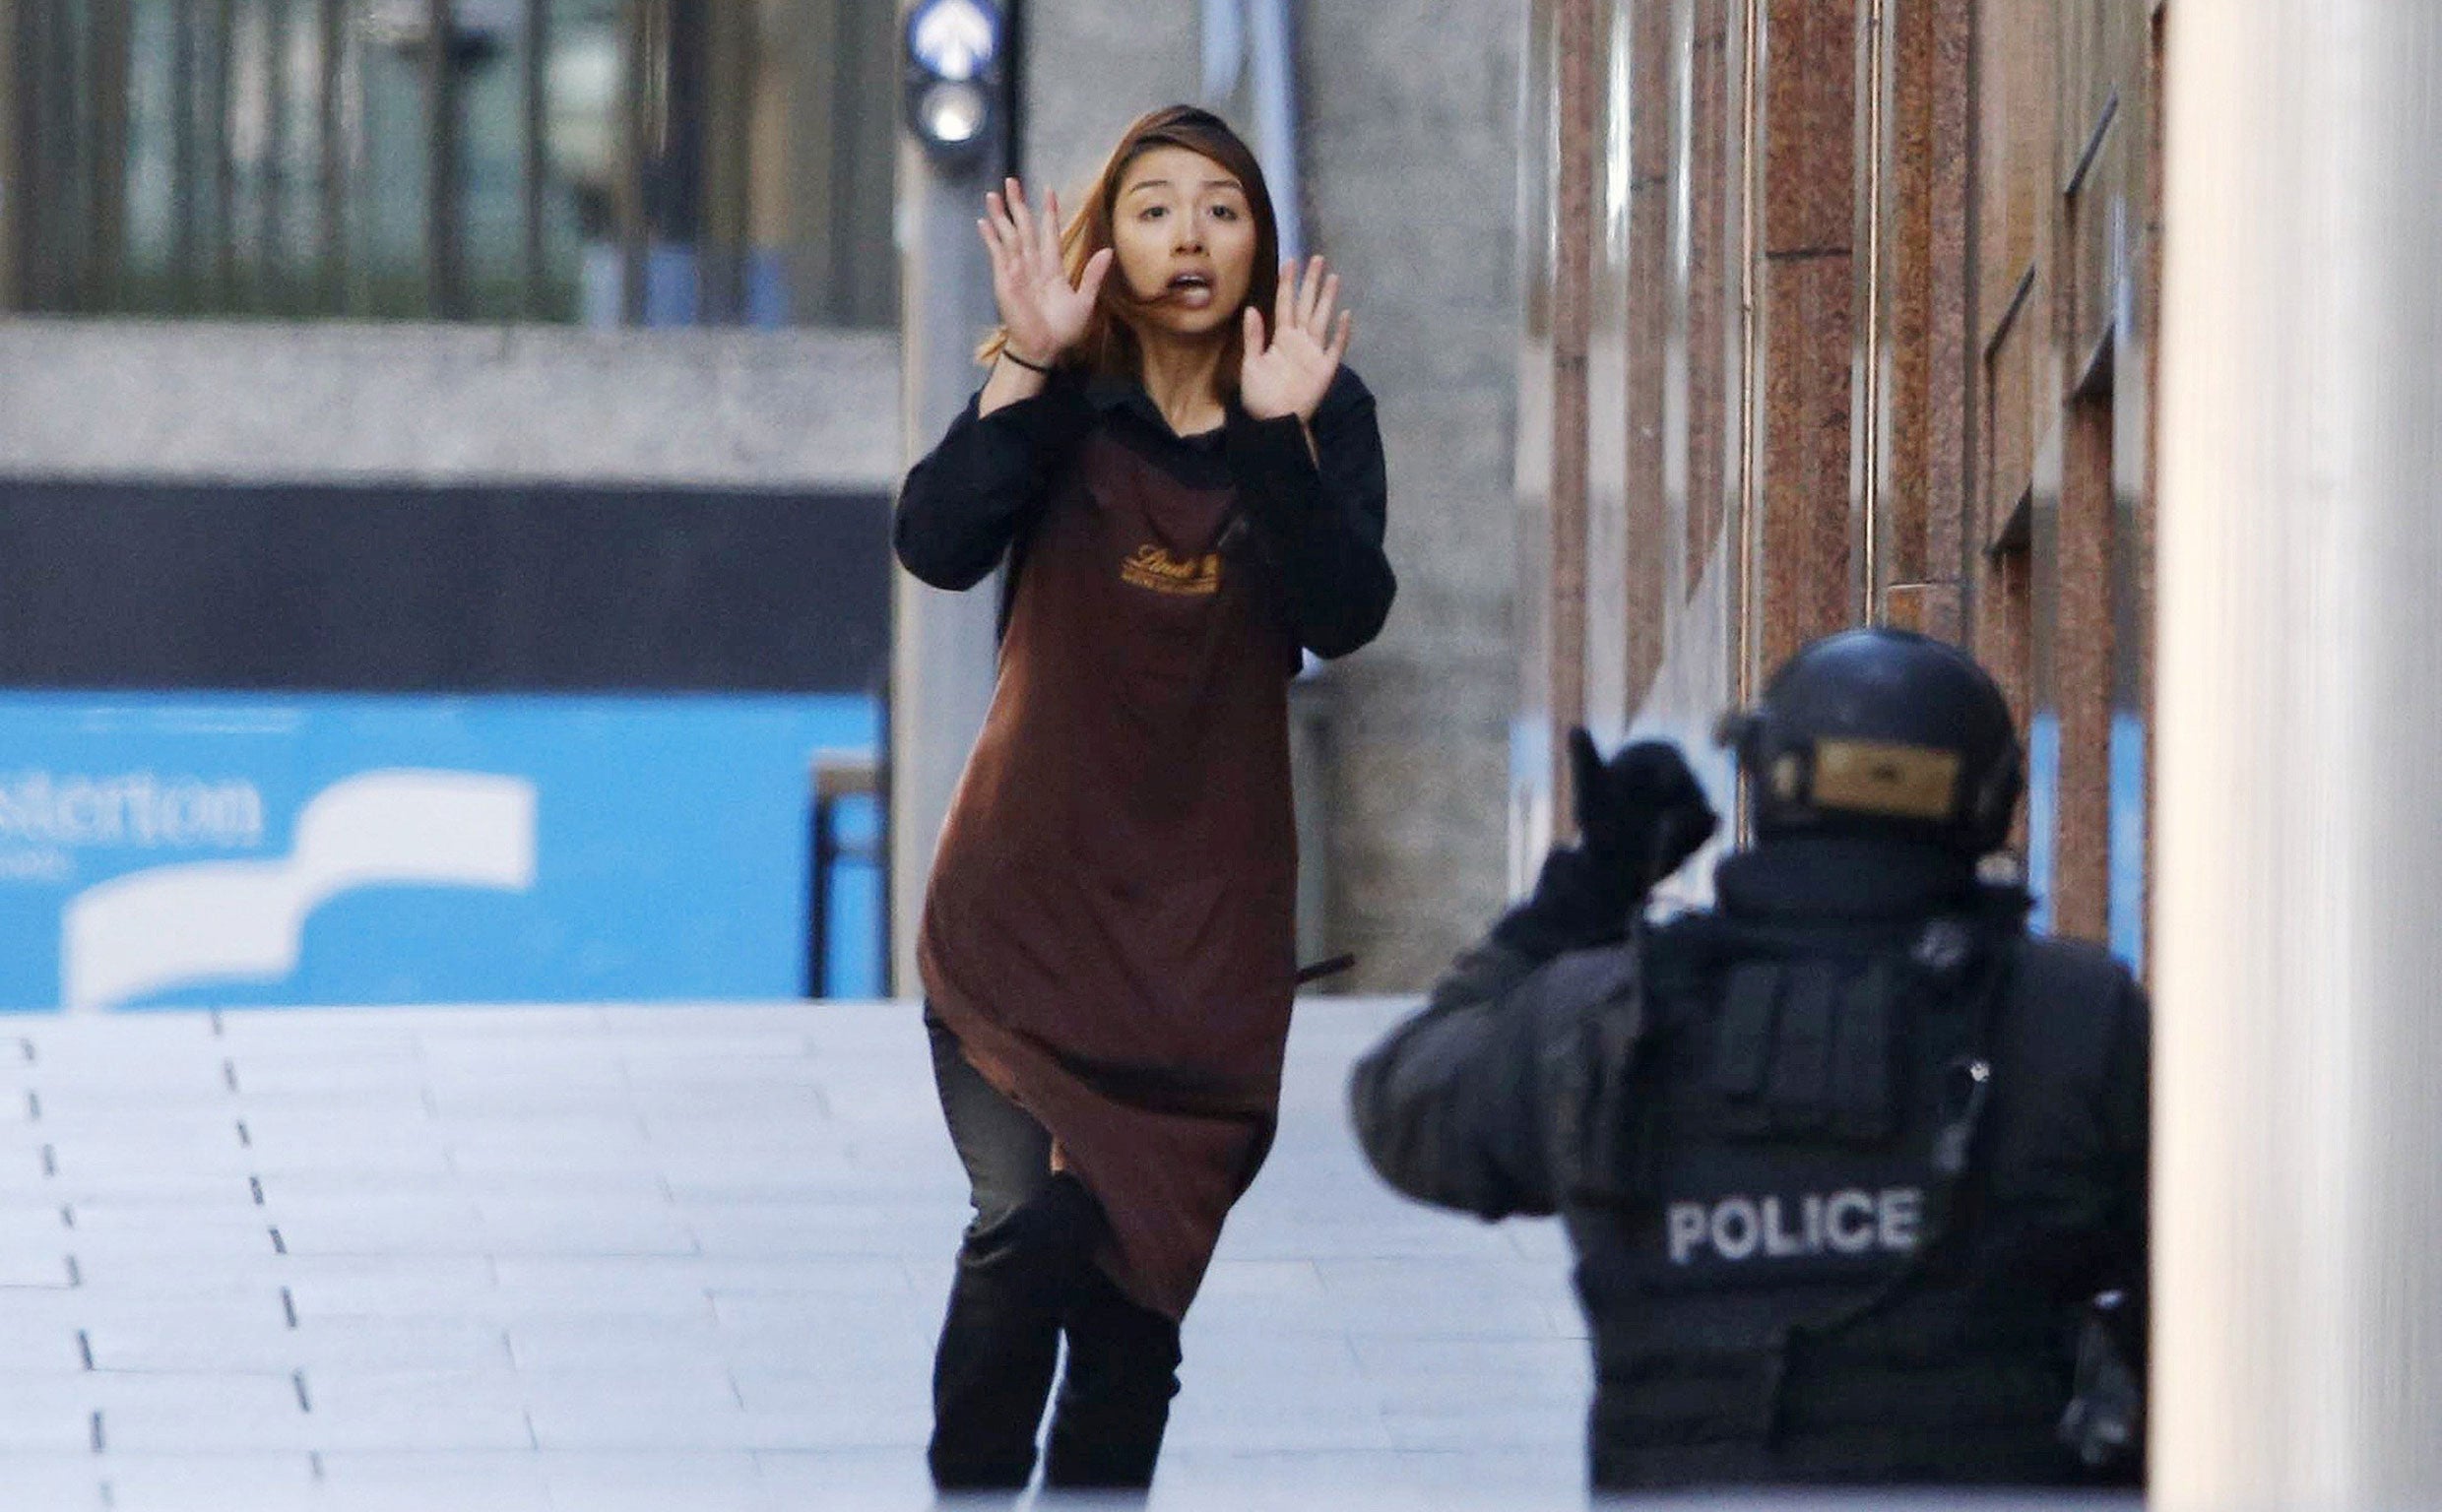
top-left (1513, 0), bottom-right (2162, 957)
top-left (1296, 3), bottom-right (1523, 987)
top-left (0, 322), bottom-right (900, 491)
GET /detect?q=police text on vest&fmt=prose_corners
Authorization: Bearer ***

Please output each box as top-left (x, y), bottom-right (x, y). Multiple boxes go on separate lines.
top-left (1664, 1188), bottom-right (1922, 1264)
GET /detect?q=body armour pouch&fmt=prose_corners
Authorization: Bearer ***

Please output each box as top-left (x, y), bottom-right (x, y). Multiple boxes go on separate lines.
top-left (1594, 912), bottom-right (2007, 1298)
top-left (1712, 955), bottom-right (1909, 1144)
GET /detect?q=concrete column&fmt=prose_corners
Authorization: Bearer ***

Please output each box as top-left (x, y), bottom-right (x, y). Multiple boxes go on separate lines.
top-left (2154, 3), bottom-right (2442, 1503)
top-left (886, 4), bottom-right (1009, 996)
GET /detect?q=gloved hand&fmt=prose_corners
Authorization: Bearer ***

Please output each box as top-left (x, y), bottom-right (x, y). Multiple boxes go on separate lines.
top-left (1567, 728), bottom-right (1719, 894)
top-left (1492, 732), bottom-right (1719, 959)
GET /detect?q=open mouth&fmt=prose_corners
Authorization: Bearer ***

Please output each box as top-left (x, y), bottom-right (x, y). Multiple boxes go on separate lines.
top-left (1165, 272), bottom-right (1215, 301)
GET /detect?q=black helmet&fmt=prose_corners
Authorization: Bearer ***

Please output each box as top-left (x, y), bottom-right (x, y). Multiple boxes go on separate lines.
top-left (1715, 627), bottom-right (2023, 855)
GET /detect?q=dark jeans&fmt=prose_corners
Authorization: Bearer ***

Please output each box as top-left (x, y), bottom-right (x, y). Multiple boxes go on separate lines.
top-left (925, 1010), bottom-right (1184, 1492)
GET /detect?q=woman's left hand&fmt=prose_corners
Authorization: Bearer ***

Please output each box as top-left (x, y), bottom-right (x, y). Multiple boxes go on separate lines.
top-left (1241, 257), bottom-right (1353, 423)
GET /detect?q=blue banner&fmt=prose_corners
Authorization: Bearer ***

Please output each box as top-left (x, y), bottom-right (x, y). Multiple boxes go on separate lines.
top-left (0, 692), bottom-right (880, 1012)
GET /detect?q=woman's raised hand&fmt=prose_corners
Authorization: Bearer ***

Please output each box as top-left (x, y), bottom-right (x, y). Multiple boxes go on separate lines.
top-left (978, 178), bottom-right (1112, 367)
top-left (1240, 256), bottom-right (1353, 422)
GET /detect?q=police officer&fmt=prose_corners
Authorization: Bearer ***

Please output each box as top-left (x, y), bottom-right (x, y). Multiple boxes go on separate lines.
top-left (1349, 627), bottom-right (2148, 1489)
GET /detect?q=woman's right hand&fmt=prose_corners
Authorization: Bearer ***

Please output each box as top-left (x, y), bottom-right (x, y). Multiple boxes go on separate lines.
top-left (978, 178), bottom-right (1113, 367)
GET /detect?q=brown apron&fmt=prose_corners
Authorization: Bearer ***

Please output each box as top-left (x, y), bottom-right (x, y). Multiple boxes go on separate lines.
top-left (917, 424), bottom-right (1299, 1321)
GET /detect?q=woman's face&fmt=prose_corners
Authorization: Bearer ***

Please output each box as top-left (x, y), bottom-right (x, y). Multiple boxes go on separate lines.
top-left (1108, 146), bottom-right (1258, 346)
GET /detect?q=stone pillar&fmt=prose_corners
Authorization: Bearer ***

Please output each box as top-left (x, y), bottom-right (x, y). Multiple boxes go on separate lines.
top-left (1751, 0), bottom-right (1855, 674)
top-left (2154, 2), bottom-right (2442, 1500)
top-left (885, 1), bottom-right (1014, 996)
top-left (1546, 0), bottom-right (1597, 812)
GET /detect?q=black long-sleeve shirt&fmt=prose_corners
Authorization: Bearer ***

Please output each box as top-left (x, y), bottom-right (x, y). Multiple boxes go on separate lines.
top-left (894, 365), bottom-right (1395, 660)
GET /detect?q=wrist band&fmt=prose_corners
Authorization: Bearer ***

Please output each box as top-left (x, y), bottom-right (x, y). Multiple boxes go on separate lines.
top-left (1001, 346), bottom-right (1053, 375)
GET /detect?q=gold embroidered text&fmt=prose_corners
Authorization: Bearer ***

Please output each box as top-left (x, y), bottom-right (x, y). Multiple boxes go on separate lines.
top-left (1121, 544), bottom-right (1222, 597)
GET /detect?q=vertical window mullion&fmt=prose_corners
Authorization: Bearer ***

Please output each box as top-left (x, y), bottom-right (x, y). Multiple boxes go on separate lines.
top-left (617, 0), bottom-right (650, 325)
top-left (315, 0), bottom-right (344, 312)
top-left (424, 0), bottom-right (462, 318)
top-left (262, 0), bottom-right (291, 311)
top-left (521, 0), bottom-right (549, 317)
top-left (211, 0), bottom-right (237, 304)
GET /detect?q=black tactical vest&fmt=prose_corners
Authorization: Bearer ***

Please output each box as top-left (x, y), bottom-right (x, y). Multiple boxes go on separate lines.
top-left (1561, 897), bottom-right (2122, 1488)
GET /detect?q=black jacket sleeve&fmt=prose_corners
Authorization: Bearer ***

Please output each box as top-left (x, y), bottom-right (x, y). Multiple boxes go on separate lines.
top-left (1348, 845), bottom-right (1647, 1221)
top-left (893, 374), bottom-right (1094, 591)
top-left (1349, 936), bottom-right (1638, 1222)
top-left (1222, 366), bottom-right (1397, 659)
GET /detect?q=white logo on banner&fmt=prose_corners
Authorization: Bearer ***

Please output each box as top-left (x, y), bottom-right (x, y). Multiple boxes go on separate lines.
top-left (59, 769), bottom-right (538, 1012)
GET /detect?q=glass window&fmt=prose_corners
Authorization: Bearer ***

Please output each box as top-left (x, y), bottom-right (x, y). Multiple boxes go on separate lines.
top-left (4, 0), bottom-right (898, 325)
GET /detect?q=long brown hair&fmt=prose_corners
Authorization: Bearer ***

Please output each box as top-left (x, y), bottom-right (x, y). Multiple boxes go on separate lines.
top-left (979, 104), bottom-right (1282, 394)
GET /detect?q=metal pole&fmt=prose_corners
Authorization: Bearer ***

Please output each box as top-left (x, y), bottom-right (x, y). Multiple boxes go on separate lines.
top-left (886, 0), bottom-right (1009, 995)
top-left (1848, 0), bottom-right (1889, 623)
top-left (1244, 0), bottom-right (1302, 264)
top-left (423, 0), bottom-right (461, 318)
top-left (1733, 0), bottom-right (1764, 716)
top-left (2154, 2), bottom-right (2442, 1503)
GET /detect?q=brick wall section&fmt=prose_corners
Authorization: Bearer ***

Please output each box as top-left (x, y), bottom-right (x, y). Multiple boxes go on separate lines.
top-left (2052, 395), bottom-right (2116, 939)
top-left (1684, 0), bottom-right (1733, 599)
top-left (1754, 0), bottom-right (1856, 672)
top-left (1623, 0), bottom-right (1675, 711)
top-left (1545, 0), bottom-right (1598, 808)
top-left (1521, 0), bottom-right (2161, 948)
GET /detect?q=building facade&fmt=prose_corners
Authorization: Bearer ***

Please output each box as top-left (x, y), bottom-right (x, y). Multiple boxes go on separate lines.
top-left (1, 0), bottom-right (899, 326)
top-left (3, 0), bottom-right (1532, 999)
top-left (1517, 0), bottom-right (2162, 960)
top-left (0, 3), bottom-right (906, 1008)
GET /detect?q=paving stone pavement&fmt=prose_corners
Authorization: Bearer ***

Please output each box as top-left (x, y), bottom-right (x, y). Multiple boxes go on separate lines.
top-left (2, 1000), bottom-right (2148, 1512)
top-left (0, 997), bottom-right (1617, 1511)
